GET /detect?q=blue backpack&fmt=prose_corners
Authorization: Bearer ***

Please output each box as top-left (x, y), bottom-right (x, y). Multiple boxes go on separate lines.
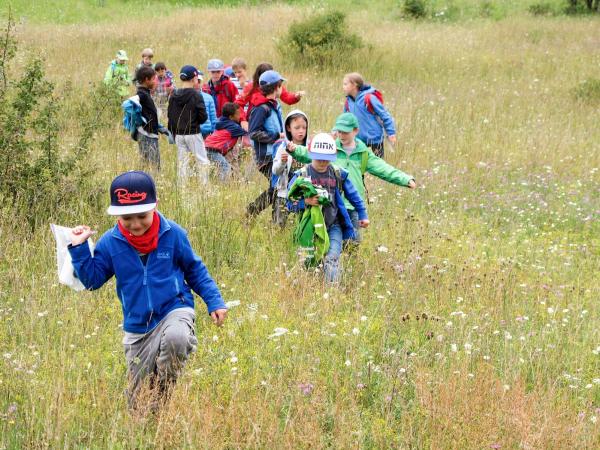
top-left (121, 95), bottom-right (146, 141)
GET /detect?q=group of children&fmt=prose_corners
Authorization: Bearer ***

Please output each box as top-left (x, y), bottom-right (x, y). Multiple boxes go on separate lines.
top-left (83, 48), bottom-right (416, 412)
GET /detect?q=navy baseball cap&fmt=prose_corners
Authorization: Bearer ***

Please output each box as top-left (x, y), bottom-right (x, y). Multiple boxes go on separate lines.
top-left (259, 70), bottom-right (286, 87)
top-left (107, 171), bottom-right (157, 216)
top-left (179, 65), bottom-right (198, 81)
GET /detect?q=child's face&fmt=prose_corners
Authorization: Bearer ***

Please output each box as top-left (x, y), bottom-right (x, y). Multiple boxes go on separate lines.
top-left (231, 109), bottom-right (242, 122)
top-left (311, 160), bottom-right (330, 173)
top-left (143, 75), bottom-right (158, 90)
top-left (287, 117), bottom-right (307, 144)
top-left (157, 68), bottom-right (166, 78)
top-left (142, 55), bottom-right (153, 66)
top-left (210, 70), bottom-right (223, 82)
top-left (118, 210), bottom-right (154, 236)
top-left (338, 129), bottom-right (358, 146)
top-left (343, 77), bottom-right (358, 96)
top-left (233, 68), bottom-right (247, 81)
top-left (275, 84), bottom-right (283, 98)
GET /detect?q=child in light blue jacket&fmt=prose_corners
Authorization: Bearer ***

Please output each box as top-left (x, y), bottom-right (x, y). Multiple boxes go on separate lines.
top-left (199, 71), bottom-right (217, 138)
top-left (343, 72), bottom-right (396, 159)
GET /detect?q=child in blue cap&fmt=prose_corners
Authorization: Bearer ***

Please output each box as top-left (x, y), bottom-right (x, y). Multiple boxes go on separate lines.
top-left (68, 171), bottom-right (227, 411)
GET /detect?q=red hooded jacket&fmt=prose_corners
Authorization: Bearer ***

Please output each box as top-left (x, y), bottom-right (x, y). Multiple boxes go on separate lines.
top-left (202, 75), bottom-right (239, 118)
top-left (236, 82), bottom-right (300, 121)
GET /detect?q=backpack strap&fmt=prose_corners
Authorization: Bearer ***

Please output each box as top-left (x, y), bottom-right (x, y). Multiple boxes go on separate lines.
top-left (364, 93), bottom-right (373, 114)
top-left (333, 167), bottom-right (344, 194)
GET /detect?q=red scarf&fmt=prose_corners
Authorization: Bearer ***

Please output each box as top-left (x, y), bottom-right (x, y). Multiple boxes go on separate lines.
top-left (118, 211), bottom-right (160, 254)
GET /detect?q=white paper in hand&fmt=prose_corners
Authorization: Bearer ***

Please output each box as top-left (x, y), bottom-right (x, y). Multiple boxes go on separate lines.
top-left (50, 224), bottom-right (95, 291)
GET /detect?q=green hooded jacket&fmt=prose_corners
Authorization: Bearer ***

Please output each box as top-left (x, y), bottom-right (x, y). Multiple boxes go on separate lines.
top-left (288, 176), bottom-right (331, 265)
top-left (104, 60), bottom-right (132, 97)
top-left (290, 138), bottom-right (414, 210)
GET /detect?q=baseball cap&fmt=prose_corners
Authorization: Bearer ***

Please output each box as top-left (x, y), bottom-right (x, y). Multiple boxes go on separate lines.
top-left (259, 70), bottom-right (286, 87)
top-left (107, 171), bottom-right (157, 216)
top-left (207, 59), bottom-right (224, 71)
top-left (115, 50), bottom-right (128, 61)
top-left (307, 133), bottom-right (337, 162)
top-left (141, 48), bottom-right (154, 57)
top-left (333, 112), bottom-right (359, 132)
top-left (179, 65), bottom-right (198, 81)
top-left (224, 66), bottom-right (234, 77)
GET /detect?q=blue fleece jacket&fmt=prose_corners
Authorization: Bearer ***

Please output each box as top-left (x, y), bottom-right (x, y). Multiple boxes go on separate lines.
top-left (344, 85), bottom-right (395, 146)
top-left (200, 91), bottom-right (217, 136)
top-left (248, 99), bottom-right (284, 164)
top-left (68, 213), bottom-right (226, 334)
top-left (286, 167), bottom-right (367, 240)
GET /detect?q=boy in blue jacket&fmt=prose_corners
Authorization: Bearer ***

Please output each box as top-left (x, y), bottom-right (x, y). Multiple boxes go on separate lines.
top-left (68, 171), bottom-right (228, 410)
top-left (247, 70), bottom-right (285, 218)
top-left (287, 134), bottom-right (369, 283)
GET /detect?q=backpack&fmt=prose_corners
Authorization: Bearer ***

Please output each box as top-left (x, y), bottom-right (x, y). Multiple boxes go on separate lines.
top-left (344, 89), bottom-right (384, 115)
top-left (121, 95), bottom-right (146, 141)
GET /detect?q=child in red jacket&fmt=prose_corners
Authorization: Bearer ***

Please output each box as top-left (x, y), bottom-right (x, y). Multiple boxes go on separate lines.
top-left (235, 62), bottom-right (305, 123)
top-left (202, 59), bottom-right (239, 118)
top-left (204, 103), bottom-right (247, 180)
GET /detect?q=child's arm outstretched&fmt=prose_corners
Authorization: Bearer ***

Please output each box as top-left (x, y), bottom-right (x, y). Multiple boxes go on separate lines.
top-left (69, 226), bottom-right (114, 290)
top-left (177, 230), bottom-right (227, 326)
top-left (342, 175), bottom-right (369, 228)
top-left (285, 142), bottom-right (312, 164)
top-left (366, 149), bottom-right (416, 189)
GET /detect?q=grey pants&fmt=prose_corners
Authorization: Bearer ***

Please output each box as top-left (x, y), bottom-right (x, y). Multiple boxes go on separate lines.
top-left (138, 133), bottom-right (161, 169)
top-left (123, 308), bottom-right (197, 409)
top-left (175, 133), bottom-right (209, 182)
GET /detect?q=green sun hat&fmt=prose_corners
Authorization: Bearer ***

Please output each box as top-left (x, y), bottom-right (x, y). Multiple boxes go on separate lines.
top-left (333, 112), bottom-right (359, 132)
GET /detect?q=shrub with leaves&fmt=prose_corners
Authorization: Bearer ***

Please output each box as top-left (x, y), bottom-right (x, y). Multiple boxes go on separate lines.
top-left (277, 11), bottom-right (363, 67)
top-left (0, 14), bottom-right (114, 230)
top-left (403, 0), bottom-right (428, 18)
top-left (528, 2), bottom-right (555, 15)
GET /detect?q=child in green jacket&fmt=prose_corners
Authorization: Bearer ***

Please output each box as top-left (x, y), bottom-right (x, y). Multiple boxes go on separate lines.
top-left (286, 112), bottom-right (416, 240)
top-left (104, 50), bottom-right (132, 97)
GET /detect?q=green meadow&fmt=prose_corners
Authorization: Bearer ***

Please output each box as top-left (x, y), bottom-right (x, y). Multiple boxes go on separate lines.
top-left (0, 1), bottom-right (599, 448)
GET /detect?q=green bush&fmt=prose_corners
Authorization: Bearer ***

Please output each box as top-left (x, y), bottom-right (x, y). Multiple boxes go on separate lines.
top-left (403, 0), bottom-right (428, 18)
top-left (529, 2), bottom-right (554, 15)
top-left (573, 78), bottom-right (600, 103)
top-left (277, 11), bottom-right (364, 68)
top-left (0, 14), bottom-right (114, 230)
top-left (565, 0), bottom-right (600, 14)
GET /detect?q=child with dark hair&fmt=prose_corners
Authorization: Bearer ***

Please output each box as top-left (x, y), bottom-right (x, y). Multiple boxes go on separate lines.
top-left (167, 65), bottom-right (209, 183)
top-left (246, 70), bottom-right (286, 218)
top-left (152, 62), bottom-right (175, 121)
top-left (204, 102), bottom-right (247, 181)
top-left (135, 65), bottom-right (161, 169)
top-left (271, 110), bottom-right (308, 227)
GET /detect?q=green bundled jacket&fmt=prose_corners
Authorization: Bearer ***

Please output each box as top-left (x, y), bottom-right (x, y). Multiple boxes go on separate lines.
top-left (289, 138), bottom-right (414, 211)
top-left (104, 60), bottom-right (132, 97)
top-left (288, 176), bottom-right (331, 265)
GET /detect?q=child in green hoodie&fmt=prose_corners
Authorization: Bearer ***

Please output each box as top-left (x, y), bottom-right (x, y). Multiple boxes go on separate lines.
top-left (286, 112), bottom-right (416, 240)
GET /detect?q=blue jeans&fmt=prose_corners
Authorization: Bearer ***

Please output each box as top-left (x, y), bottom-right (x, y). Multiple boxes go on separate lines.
top-left (207, 150), bottom-right (232, 181)
top-left (348, 209), bottom-right (362, 242)
top-left (324, 223), bottom-right (343, 284)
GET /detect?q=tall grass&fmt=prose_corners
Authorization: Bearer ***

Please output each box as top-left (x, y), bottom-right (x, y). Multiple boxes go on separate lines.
top-left (0, 3), bottom-right (599, 449)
